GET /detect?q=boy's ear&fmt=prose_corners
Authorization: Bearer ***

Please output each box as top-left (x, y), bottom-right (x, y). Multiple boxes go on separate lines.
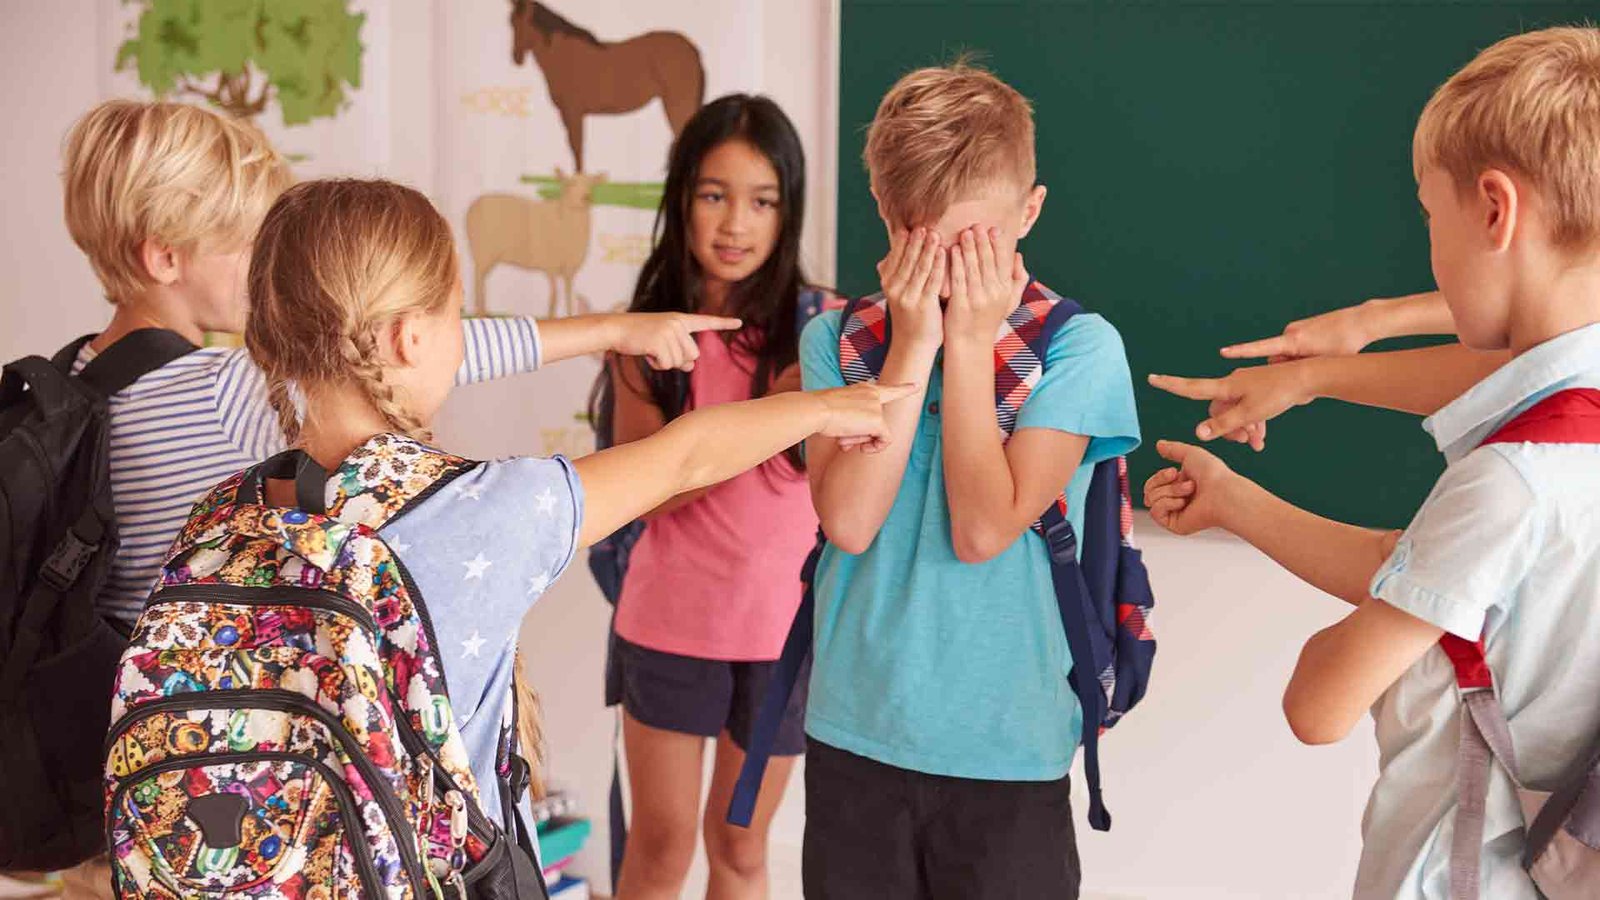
top-left (1478, 169), bottom-right (1519, 253)
top-left (138, 238), bottom-right (182, 287)
top-left (1017, 185), bottom-right (1047, 240)
top-left (870, 184), bottom-right (888, 226)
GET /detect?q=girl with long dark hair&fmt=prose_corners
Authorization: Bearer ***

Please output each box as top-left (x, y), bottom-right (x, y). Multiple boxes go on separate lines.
top-left (593, 94), bottom-right (833, 899)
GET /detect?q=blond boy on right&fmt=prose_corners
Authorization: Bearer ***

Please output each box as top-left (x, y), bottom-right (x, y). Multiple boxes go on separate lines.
top-left (1145, 27), bottom-right (1600, 898)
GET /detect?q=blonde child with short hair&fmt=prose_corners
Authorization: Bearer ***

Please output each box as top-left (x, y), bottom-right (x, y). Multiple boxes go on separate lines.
top-left (1145, 26), bottom-right (1600, 898)
top-left (798, 62), bottom-right (1140, 898)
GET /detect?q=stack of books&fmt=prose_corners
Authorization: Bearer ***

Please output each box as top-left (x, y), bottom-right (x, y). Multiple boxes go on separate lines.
top-left (535, 789), bottom-right (593, 898)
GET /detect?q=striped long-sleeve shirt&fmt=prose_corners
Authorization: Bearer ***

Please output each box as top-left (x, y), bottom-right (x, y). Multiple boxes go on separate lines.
top-left (73, 316), bottom-right (544, 626)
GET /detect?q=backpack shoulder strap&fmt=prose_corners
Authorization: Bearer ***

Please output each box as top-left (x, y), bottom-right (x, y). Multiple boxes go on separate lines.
top-left (1003, 282), bottom-right (1080, 438)
top-left (1439, 386), bottom-right (1600, 900)
top-left (48, 335), bottom-right (96, 371)
top-left (324, 434), bottom-right (477, 530)
top-left (1435, 388), bottom-right (1600, 688)
top-left (74, 328), bottom-right (197, 397)
top-left (838, 293), bottom-right (890, 385)
top-left (1481, 387), bottom-right (1600, 446)
top-left (174, 437), bottom-right (475, 573)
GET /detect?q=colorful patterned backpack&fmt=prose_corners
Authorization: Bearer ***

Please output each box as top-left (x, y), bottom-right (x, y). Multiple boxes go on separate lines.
top-left (729, 283), bottom-right (1157, 832)
top-left (103, 439), bottom-right (547, 899)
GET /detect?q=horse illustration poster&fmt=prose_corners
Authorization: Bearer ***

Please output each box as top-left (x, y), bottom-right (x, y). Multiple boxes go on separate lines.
top-left (510, 0), bottom-right (704, 172)
top-left (435, 0), bottom-right (767, 456)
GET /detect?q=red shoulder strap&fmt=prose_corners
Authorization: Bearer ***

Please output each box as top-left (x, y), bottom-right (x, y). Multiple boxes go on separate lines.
top-left (1438, 388), bottom-right (1600, 689)
top-left (1481, 387), bottom-right (1600, 446)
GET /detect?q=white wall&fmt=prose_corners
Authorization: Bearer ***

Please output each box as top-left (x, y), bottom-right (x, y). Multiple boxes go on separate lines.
top-left (0, 0), bottom-right (105, 351)
top-left (1, 4), bottom-right (1380, 898)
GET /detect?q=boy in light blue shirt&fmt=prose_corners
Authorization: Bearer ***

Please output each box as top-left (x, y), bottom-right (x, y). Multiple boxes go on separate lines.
top-left (1144, 26), bottom-right (1600, 899)
top-left (799, 62), bottom-right (1139, 899)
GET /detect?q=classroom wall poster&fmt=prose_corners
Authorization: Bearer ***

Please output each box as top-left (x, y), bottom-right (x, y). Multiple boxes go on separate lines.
top-left (95, 0), bottom-right (777, 459)
top-left (436, 0), bottom-right (764, 458)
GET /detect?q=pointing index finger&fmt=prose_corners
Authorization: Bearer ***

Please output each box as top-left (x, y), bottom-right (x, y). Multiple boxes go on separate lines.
top-left (1220, 335), bottom-right (1291, 360)
top-left (1147, 373), bottom-right (1230, 401)
top-left (681, 314), bottom-right (743, 332)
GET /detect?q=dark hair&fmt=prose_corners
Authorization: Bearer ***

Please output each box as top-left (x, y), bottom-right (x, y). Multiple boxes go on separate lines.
top-left (590, 93), bottom-right (813, 470)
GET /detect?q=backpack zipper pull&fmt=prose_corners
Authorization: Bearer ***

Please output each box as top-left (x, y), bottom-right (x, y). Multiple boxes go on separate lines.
top-left (447, 789), bottom-right (469, 844)
top-left (419, 754), bottom-right (436, 811)
top-left (446, 788), bottom-right (470, 877)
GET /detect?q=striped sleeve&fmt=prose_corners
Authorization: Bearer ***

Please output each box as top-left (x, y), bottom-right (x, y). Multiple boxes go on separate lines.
top-left (211, 347), bottom-right (290, 461)
top-left (455, 316), bottom-right (543, 385)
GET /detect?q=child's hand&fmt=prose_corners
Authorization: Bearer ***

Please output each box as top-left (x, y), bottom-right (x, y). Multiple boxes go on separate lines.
top-left (945, 227), bottom-right (1028, 343)
top-left (1142, 440), bottom-right (1238, 536)
top-left (613, 312), bottom-right (743, 371)
top-left (878, 227), bottom-right (945, 347)
top-left (815, 382), bottom-right (919, 453)
top-left (1148, 358), bottom-right (1318, 445)
top-left (1220, 304), bottom-right (1374, 362)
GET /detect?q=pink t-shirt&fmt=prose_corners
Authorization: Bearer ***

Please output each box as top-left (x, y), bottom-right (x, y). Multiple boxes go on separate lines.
top-left (613, 329), bottom-right (819, 661)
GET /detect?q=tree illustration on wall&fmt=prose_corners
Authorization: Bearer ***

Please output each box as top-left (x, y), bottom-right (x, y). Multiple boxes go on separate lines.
top-left (116, 0), bottom-right (365, 126)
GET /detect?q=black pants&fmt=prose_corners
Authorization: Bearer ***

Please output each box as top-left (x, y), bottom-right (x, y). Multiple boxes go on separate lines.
top-left (802, 740), bottom-right (1081, 899)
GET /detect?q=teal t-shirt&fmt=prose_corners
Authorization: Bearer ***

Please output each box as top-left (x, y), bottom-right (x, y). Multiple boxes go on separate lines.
top-left (798, 302), bottom-right (1140, 781)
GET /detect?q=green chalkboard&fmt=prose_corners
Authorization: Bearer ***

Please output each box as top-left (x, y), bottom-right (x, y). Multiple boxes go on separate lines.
top-left (838, 0), bottom-right (1594, 528)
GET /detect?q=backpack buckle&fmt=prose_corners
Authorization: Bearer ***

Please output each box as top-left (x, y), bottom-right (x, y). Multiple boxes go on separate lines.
top-left (40, 527), bottom-right (100, 591)
top-left (1042, 519), bottom-right (1079, 565)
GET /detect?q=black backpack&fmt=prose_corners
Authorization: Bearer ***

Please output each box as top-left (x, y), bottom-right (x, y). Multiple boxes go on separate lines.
top-left (0, 328), bottom-right (195, 870)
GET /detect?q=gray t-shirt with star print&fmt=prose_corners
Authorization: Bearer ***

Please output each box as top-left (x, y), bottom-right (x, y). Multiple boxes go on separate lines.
top-left (379, 455), bottom-right (584, 828)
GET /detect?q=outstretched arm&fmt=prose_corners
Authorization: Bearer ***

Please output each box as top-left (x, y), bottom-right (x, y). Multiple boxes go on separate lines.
top-left (454, 312), bottom-right (743, 386)
top-left (1220, 290), bottom-right (1456, 361)
top-left (1142, 440), bottom-right (1397, 606)
top-left (1149, 342), bottom-right (1510, 443)
top-left (535, 312), bottom-right (743, 369)
top-left (574, 382), bottom-right (914, 548)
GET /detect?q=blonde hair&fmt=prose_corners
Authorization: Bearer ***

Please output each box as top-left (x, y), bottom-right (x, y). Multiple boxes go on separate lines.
top-left (1413, 25), bottom-right (1600, 248)
top-left (514, 653), bottom-right (546, 801)
top-left (864, 60), bottom-right (1036, 228)
top-left (245, 179), bottom-right (459, 445)
top-left (62, 99), bottom-right (290, 302)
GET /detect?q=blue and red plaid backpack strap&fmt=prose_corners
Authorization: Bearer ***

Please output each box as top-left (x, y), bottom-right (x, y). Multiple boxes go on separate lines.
top-left (839, 283), bottom-right (1078, 427)
top-left (838, 294), bottom-right (891, 385)
top-left (997, 281), bottom-right (1080, 432)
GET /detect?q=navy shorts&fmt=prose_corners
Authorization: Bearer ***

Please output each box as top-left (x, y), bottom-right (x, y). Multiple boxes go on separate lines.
top-left (802, 740), bottom-right (1081, 899)
top-left (605, 634), bottom-right (810, 756)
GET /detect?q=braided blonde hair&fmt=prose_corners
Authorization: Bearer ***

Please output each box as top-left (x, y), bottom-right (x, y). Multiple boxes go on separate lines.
top-left (245, 179), bottom-right (458, 444)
